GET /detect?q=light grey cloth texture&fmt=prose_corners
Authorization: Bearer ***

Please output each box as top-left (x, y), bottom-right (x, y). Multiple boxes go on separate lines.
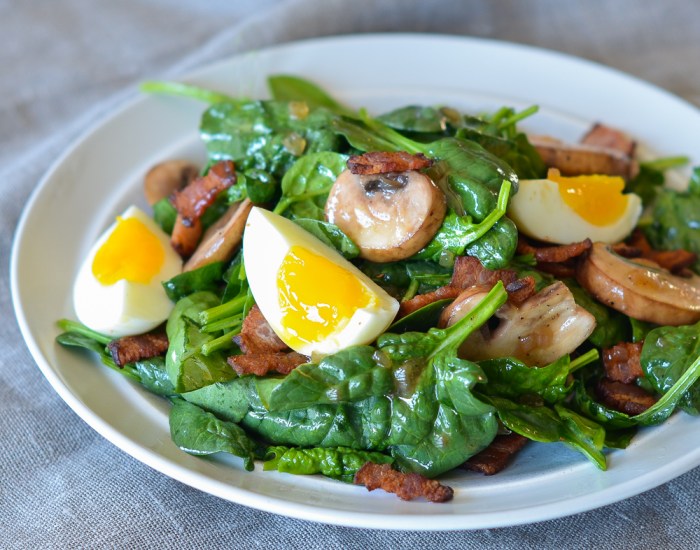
top-left (3, 0), bottom-right (700, 547)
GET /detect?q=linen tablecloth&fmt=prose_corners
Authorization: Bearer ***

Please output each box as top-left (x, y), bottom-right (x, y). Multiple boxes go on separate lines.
top-left (3, 1), bottom-right (700, 547)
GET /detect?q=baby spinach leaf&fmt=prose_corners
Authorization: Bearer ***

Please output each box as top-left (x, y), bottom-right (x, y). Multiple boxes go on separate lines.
top-left (201, 100), bottom-right (341, 180)
top-left (169, 398), bottom-right (255, 470)
top-left (153, 198), bottom-right (177, 234)
top-left (268, 75), bottom-right (354, 117)
top-left (388, 299), bottom-right (452, 334)
top-left (564, 278), bottom-right (630, 348)
top-left (641, 320), bottom-right (700, 414)
top-left (377, 105), bottom-right (450, 134)
top-left (464, 217), bottom-right (519, 270)
top-left (263, 445), bottom-right (393, 482)
top-left (644, 169), bottom-right (700, 272)
top-left (165, 291), bottom-right (236, 393)
top-left (292, 219), bottom-right (359, 258)
top-left (274, 151), bottom-right (348, 219)
top-left (162, 261), bottom-right (226, 302)
top-left (262, 346), bottom-right (392, 411)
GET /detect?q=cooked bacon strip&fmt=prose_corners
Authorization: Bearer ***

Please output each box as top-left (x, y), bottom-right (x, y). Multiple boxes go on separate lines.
top-left (354, 462), bottom-right (453, 503)
top-left (397, 286), bottom-right (462, 318)
top-left (107, 331), bottom-right (169, 368)
top-left (602, 342), bottom-right (644, 384)
top-left (169, 160), bottom-right (237, 258)
top-left (517, 237), bottom-right (592, 264)
top-left (536, 262), bottom-right (577, 279)
top-left (347, 151), bottom-right (433, 175)
top-left (580, 123), bottom-right (636, 157)
top-left (596, 378), bottom-right (657, 416)
top-left (462, 433), bottom-right (528, 475)
top-left (228, 351), bottom-right (308, 377)
top-left (627, 230), bottom-right (697, 275)
top-left (397, 256), bottom-right (537, 318)
top-left (171, 160), bottom-right (237, 224)
top-left (171, 216), bottom-right (202, 258)
top-left (233, 305), bottom-right (288, 354)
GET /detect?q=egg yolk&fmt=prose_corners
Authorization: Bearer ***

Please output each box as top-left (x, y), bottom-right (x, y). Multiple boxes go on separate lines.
top-left (277, 245), bottom-right (375, 347)
top-left (92, 216), bottom-right (165, 285)
top-left (549, 171), bottom-right (629, 226)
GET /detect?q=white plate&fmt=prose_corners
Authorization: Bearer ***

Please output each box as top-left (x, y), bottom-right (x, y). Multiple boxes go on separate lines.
top-left (11, 34), bottom-right (700, 530)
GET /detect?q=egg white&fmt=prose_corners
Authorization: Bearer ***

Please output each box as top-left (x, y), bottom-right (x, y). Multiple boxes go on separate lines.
top-left (507, 178), bottom-right (642, 244)
top-left (243, 207), bottom-right (399, 357)
top-left (73, 205), bottom-right (182, 338)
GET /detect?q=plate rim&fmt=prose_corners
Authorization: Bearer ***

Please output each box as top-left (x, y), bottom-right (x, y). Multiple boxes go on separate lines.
top-left (10, 32), bottom-right (700, 530)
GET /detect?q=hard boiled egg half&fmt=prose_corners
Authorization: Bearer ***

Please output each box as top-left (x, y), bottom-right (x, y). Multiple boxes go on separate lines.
top-left (508, 170), bottom-right (642, 244)
top-left (73, 205), bottom-right (182, 337)
top-left (243, 207), bottom-right (399, 358)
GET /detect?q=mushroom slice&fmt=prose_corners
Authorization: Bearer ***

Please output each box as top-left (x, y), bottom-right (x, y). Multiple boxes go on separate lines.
top-left (143, 159), bottom-right (199, 206)
top-left (528, 135), bottom-right (638, 179)
top-left (577, 242), bottom-right (700, 326)
top-left (325, 168), bottom-right (446, 262)
top-left (441, 281), bottom-right (596, 367)
top-left (184, 198), bottom-right (253, 271)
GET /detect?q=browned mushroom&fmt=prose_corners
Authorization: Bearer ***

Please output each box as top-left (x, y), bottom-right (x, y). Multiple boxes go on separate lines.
top-left (577, 242), bottom-right (700, 326)
top-left (528, 135), bottom-right (638, 179)
top-left (440, 281), bottom-right (596, 366)
top-left (184, 198), bottom-right (253, 271)
top-left (325, 169), bottom-right (446, 262)
top-left (143, 160), bottom-right (199, 206)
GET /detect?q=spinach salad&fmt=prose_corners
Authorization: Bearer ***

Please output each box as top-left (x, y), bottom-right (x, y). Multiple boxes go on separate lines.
top-left (57, 75), bottom-right (700, 502)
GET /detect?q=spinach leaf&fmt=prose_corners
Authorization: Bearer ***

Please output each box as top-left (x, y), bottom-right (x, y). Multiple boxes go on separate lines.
top-left (169, 398), bottom-right (255, 470)
top-left (388, 299), bottom-right (452, 334)
top-left (644, 168), bottom-right (700, 272)
top-left (267, 75), bottom-right (354, 117)
top-left (464, 216), bottom-right (519, 270)
top-left (292, 219), bottom-right (359, 259)
top-left (261, 346), bottom-right (392, 411)
top-left (274, 151), bottom-right (348, 219)
top-left (564, 278), bottom-right (630, 348)
top-left (481, 395), bottom-right (607, 470)
top-left (377, 105), bottom-right (450, 134)
top-left (153, 198), bottom-right (177, 234)
top-left (641, 320), bottom-right (700, 414)
top-left (165, 291), bottom-right (236, 393)
top-left (263, 445), bottom-right (393, 482)
top-left (162, 261), bottom-right (226, 302)
top-left (478, 350), bottom-right (597, 405)
top-left (200, 100), bottom-right (341, 180)
top-left (238, 169), bottom-right (277, 204)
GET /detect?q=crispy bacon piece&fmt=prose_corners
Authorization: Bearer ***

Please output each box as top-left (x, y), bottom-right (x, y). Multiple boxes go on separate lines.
top-left (397, 286), bottom-right (462, 318)
top-left (354, 463), bottom-right (453, 503)
top-left (581, 123), bottom-right (636, 157)
top-left (347, 151), bottom-right (433, 175)
top-left (107, 331), bottom-right (169, 368)
top-left (397, 256), bottom-right (537, 318)
top-left (170, 160), bottom-right (237, 258)
top-left (596, 378), bottom-right (657, 415)
top-left (627, 230), bottom-right (697, 275)
top-left (233, 305), bottom-right (288, 354)
top-left (517, 237), bottom-right (592, 264)
top-left (228, 352), bottom-right (308, 377)
top-left (602, 342), bottom-right (644, 384)
top-left (462, 433), bottom-right (528, 475)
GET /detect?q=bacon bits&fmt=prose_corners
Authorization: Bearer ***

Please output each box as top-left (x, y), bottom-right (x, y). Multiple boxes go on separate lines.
top-left (170, 160), bottom-right (237, 258)
top-left (462, 433), bottom-right (528, 476)
top-left (354, 463), bottom-right (454, 503)
top-left (602, 342), bottom-right (644, 384)
top-left (233, 305), bottom-right (288, 354)
top-left (228, 352), bottom-right (308, 377)
top-left (596, 378), bottom-right (657, 416)
top-left (347, 151), bottom-right (433, 175)
top-left (107, 331), bottom-right (169, 368)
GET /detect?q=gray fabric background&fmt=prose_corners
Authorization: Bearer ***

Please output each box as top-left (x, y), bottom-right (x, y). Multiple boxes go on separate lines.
top-left (3, 0), bottom-right (700, 547)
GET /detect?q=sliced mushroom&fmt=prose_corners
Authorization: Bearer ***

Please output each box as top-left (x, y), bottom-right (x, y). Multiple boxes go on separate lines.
top-left (577, 242), bottom-right (700, 326)
top-left (184, 198), bottom-right (253, 271)
top-left (528, 135), bottom-right (638, 179)
top-left (143, 160), bottom-right (199, 206)
top-left (325, 169), bottom-right (446, 262)
top-left (441, 281), bottom-right (596, 367)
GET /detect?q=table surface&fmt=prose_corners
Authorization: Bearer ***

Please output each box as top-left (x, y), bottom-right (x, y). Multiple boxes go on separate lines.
top-left (4, 1), bottom-right (700, 547)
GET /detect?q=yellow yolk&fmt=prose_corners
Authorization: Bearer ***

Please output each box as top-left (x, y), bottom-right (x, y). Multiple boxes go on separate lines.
top-left (277, 245), bottom-right (375, 348)
top-left (549, 171), bottom-right (628, 226)
top-left (92, 216), bottom-right (165, 285)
